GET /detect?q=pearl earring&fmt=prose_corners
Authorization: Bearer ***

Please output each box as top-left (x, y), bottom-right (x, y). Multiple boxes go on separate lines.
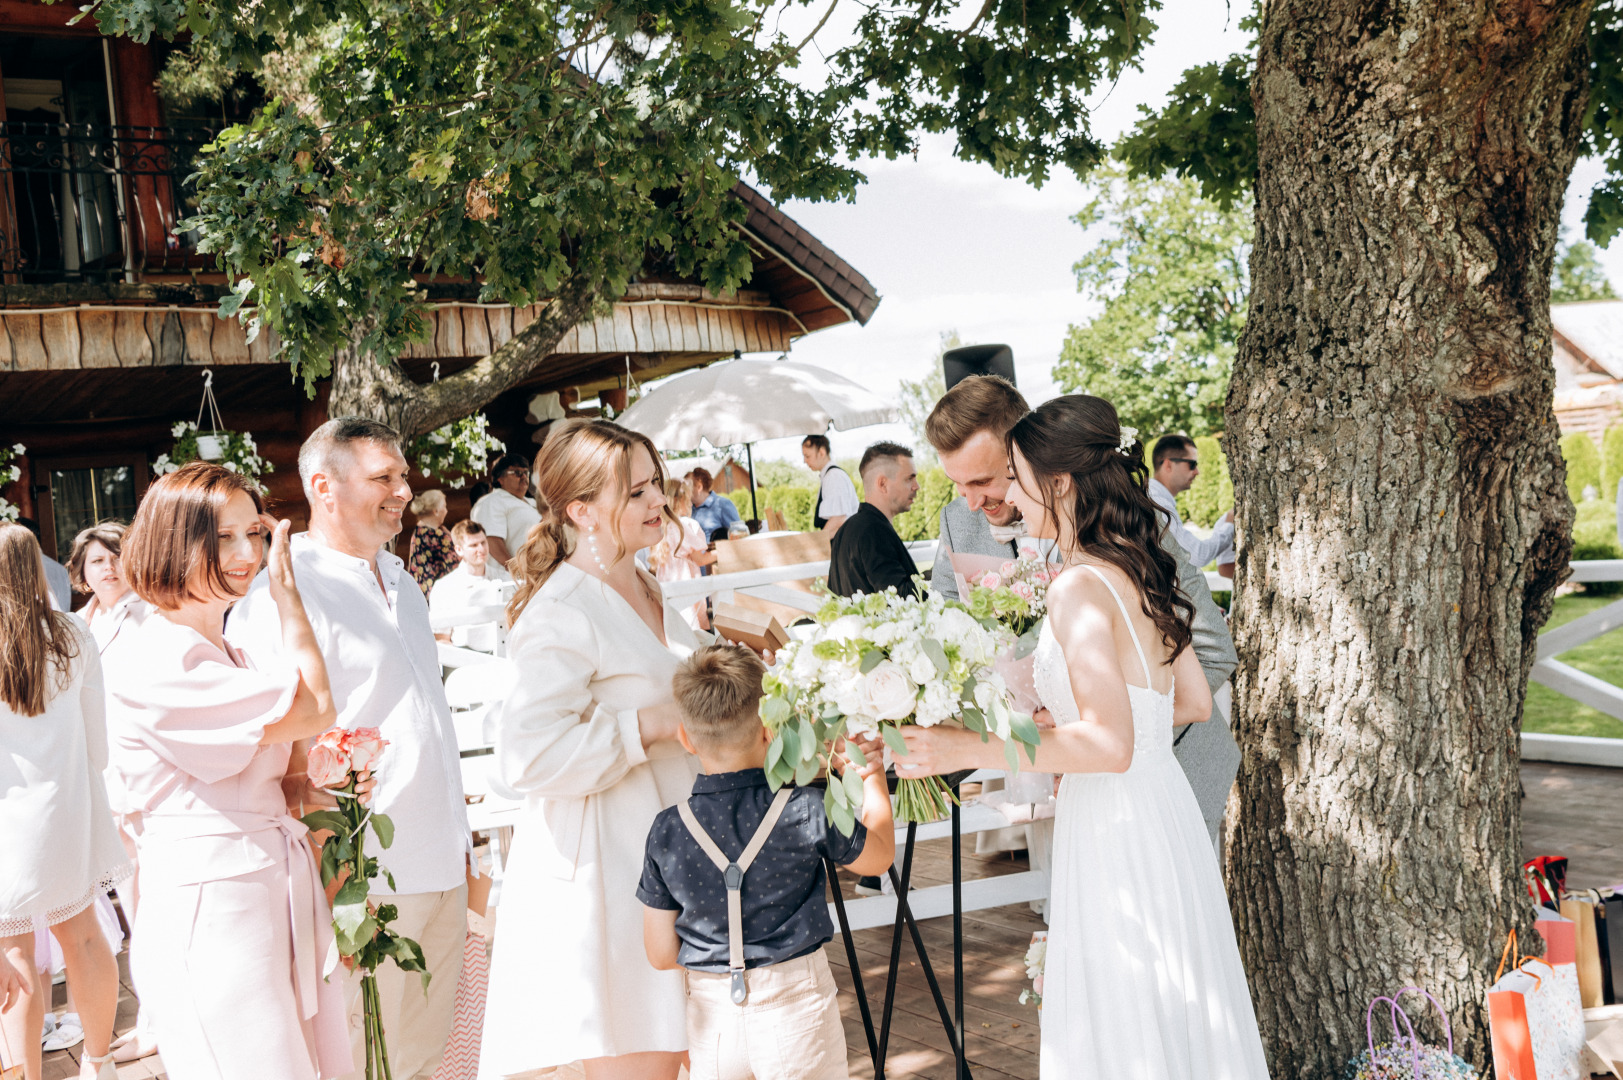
top-left (586, 524), bottom-right (608, 575)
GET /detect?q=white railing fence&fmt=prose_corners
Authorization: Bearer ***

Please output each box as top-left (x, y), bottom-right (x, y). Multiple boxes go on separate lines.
top-left (1526, 560), bottom-right (1623, 767)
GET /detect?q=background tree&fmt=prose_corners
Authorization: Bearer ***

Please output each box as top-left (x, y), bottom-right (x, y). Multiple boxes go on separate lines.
top-left (1056, 162), bottom-right (1250, 438)
top-left (1552, 236), bottom-right (1621, 301)
top-left (84, 0), bottom-right (1156, 437)
top-left (1120, 1), bottom-right (1623, 1071)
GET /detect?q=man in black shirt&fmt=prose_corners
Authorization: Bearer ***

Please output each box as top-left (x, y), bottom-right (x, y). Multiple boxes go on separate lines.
top-left (827, 441), bottom-right (922, 599)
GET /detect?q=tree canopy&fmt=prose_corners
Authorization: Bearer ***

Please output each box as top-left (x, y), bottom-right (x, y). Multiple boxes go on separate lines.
top-left (1055, 163), bottom-right (1249, 438)
top-left (79, 0), bottom-right (1163, 433)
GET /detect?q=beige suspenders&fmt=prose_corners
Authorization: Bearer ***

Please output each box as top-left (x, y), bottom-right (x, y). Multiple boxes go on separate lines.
top-left (675, 786), bottom-right (794, 1005)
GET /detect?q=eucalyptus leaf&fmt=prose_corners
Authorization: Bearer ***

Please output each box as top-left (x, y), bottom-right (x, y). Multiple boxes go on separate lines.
top-left (922, 638), bottom-right (950, 673)
top-left (860, 649), bottom-right (885, 673)
top-left (842, 766), bottom-right (865, 812)
top-left (882, 725), bottom-right (908, 757)
top-left (370, 811), bottom-right (395, 850)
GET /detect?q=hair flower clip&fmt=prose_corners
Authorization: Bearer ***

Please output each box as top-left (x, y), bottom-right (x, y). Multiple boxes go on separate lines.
top-left (1117, 426), bottom-right (1138, 456)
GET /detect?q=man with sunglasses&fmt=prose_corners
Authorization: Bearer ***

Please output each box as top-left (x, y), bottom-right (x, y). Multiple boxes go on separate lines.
top-left (1149, 435), bottom-right (1235, 570)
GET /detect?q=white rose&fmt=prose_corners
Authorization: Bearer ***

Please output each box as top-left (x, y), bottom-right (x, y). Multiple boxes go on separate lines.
top-left (827, 615), bottom-right (868, 642)
top-left (904, 648), bottom-right (936, 686)
top-left (937, 607), bottom-right (982, 649)
top-left (833, 674), bottom-right (869, 718)
top-left (10, 444), bottom-right (23, 454)
top-left (859, 661), bottom-right (918, 722)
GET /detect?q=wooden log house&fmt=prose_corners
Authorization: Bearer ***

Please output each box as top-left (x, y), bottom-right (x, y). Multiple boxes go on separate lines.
top-left (0, 1), bottom-right (880, 561)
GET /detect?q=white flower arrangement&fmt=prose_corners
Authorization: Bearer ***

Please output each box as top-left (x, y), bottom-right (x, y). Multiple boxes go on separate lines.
top-left (761, 586), bottom-right (1041, 832)
top-left (0, 443), bottom-right (24, 522)
top-left (1019, 931), bottom-right (1046, 1007)
top-left (154, 422), bottom-right (273, 492)
top-left (406, 414), bottom-right (505, 489)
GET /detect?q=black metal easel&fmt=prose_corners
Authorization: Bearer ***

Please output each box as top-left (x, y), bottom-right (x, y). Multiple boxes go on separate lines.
top-left (826, 772), bottom-right (973, 1078)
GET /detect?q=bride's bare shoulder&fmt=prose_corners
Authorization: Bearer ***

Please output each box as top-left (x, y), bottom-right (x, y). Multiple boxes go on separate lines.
top-left (1044, 563), bottom-right (1118, 619)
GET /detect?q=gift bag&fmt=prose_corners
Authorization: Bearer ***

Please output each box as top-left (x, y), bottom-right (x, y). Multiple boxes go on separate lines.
top-left (1487, 930), bottom-right (1586, 1080)
top-left (1525, 857), bottom-right (1569, 909)
top-left (1560, 895), bottom-right (1607, 1008)
top-left (1606, 893), bottom-right (1623, 1004)
top-left (431, 929), bottom-right (491, 1080)
top-left (1344, 986), bottom-right (1479, 1079)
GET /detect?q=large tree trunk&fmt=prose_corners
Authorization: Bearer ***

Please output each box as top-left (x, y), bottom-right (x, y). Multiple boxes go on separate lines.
top-left (327, 275), bottom-right (601, 437)
top-left (1227, 0), bottom-right (1590, 1072)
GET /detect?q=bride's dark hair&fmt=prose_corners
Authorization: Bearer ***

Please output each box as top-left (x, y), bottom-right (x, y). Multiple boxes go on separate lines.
top-left (1007, 394), bottom-right (1195, 662)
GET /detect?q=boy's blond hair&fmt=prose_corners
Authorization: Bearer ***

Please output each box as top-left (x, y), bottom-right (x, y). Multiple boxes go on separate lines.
top-left (672, 645), bottom-right (768, 751)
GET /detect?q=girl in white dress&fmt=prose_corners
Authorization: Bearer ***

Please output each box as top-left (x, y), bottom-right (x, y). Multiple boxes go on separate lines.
top-left (894, 395), bottom-right (1270, 1079)
top-left (0, 523), bottom-right (130, 1080)
top-left (65, 522), bottom-right (157, 1064)
top-left (480, 420), bottom-right (704, 1080)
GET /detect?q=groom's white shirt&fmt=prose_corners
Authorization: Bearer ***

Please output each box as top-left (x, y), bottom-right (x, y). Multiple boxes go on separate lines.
top-left (1149, 478), bottom-right (1235, 568)
top-left (227, 533), bottom-right (470, 895)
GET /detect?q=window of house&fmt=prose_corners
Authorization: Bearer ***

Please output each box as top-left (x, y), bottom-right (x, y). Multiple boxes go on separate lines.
top-left (48, 464), bottom-right (138, 552)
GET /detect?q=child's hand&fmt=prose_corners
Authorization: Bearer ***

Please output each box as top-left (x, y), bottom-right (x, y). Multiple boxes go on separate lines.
top-left (0, 950), bottom-right (28, 1013)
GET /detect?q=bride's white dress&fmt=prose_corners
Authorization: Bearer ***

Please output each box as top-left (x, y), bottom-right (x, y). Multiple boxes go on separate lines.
top-left (1034, 565), bottom-right (1270, 1078)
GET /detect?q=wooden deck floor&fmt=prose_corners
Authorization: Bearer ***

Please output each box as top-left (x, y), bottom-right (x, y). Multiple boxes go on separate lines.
top-left (35, 760), bottom-right (1623, 1079)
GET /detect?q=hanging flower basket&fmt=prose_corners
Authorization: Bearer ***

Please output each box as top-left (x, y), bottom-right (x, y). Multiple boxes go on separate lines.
top-left (0, 442), bottom-right (24, 523)
top-left (154, 421), bottom-right (274, 492)
top-left (406, 414), bottom-right (505, 489)
top-left (153, 369), bottom-right (273, 492)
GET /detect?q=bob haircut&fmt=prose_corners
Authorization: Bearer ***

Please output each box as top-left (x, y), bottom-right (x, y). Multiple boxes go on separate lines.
top-left (124, 461), bottom-right (265, 611)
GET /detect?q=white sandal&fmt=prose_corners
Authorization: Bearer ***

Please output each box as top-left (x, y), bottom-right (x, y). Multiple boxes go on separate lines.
top-left (80, 1049), bottom-right (118, 1080)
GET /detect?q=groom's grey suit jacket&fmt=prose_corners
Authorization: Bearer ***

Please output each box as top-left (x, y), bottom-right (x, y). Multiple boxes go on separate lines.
top-left (931, 497), bottom-right (1241, 845)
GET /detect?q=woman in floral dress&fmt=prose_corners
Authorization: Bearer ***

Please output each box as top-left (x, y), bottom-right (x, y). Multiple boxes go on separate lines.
top-left (406, 489), bottom-right (459, 595)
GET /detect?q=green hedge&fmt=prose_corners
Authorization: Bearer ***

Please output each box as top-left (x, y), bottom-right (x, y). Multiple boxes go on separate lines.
top-left (894, 467), bottom-right (956, 542)
top-left (1177, 435), bottom-right (1233, 529)
top-left (726, 488), bottom-right (755, 520)
top-left (1604, 426), bottom-right (1623, 502)
top-left (1561, 432), bottom-right (1602, 502)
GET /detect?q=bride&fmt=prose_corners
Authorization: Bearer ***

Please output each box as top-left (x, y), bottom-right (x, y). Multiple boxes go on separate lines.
top-left (895, 394), bottom-right (1270, 1078)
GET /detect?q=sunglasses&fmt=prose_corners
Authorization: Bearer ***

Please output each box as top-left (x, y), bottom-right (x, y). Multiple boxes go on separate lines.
top-left (1169, 458), bottom-right (1199, 469)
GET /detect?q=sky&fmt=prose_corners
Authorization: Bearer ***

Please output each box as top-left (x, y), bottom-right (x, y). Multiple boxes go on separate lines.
top-left (646, 0), bottom-right (1623, 466)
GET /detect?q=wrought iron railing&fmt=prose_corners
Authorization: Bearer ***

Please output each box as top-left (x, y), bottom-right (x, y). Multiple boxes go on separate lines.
top-left (0, 122), bottom-right (215, 283)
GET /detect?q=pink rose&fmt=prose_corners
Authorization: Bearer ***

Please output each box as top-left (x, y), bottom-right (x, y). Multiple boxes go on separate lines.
top-left (1000, 561), bottom-right (1019, 576)
top-left (344, 728), bottom-right (388, 773)
top-left (1011, 581), bottom-right (1035, 601)
top-left (980, 572), bottom-right (1003, 590)
top-left (1033, 975), bottom-right (1044, 996)
top-left (306, 740), bottom-right (351, 789)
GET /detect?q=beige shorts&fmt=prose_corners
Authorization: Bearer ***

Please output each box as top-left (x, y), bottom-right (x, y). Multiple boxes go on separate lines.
top-left (685, 949), bottom-right (850, 1080)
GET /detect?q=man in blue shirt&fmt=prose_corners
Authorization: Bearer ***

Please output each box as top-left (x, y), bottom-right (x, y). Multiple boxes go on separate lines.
top-left (686, 467), bottom-right (742, 542)
top-left (639, 646), bottom-right (895, 1080)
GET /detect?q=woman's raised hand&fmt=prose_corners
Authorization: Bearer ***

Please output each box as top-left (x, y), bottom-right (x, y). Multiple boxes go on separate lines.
top-left (262, 514), bottom-right (300, 608)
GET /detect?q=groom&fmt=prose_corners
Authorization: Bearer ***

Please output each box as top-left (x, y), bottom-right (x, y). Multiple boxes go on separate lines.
top-left (924, 376), bottom-right (1241, 849)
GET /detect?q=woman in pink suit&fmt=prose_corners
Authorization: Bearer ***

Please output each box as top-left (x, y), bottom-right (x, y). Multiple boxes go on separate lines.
top-left (101, 462), bottom-right (353, 1080)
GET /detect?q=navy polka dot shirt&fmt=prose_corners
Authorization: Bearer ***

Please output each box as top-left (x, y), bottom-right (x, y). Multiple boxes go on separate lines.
top-left (637, 768), bottom-right (867, 973)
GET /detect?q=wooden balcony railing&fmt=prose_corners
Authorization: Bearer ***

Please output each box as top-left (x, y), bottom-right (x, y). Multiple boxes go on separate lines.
top-left (0, 122), bottom-right (214, 284)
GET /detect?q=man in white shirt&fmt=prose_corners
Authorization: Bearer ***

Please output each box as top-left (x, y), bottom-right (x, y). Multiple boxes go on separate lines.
top-left (227, 417), bottom-right (470, 1080)
top-left (1148, 434), bottom-right (1235, 569)
top-left (801, 434), bottom-right (859, 533)
top-left (468, 451), bottom-right (541, 568)
top-left (429, 520), bottom-right (512, 652)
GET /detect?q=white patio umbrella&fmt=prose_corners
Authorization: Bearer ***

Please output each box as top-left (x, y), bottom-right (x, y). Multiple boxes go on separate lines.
top-left (617, 359), bottom-right (900, 519)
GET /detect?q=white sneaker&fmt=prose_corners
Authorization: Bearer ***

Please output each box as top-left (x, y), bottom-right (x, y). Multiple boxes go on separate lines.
top-left (42, 1012), bottom-right (85, 1052)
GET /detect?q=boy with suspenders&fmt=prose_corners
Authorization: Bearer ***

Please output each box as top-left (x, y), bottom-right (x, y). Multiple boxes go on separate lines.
top-left (638, 646), bottom-right (896, 1080)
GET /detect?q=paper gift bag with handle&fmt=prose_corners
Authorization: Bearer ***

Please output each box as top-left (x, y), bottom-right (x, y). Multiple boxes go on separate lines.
top-left (1488, 929), bottom-right (1586, 1080)
top-left (1559, 894), bottom-right (1607, 1008)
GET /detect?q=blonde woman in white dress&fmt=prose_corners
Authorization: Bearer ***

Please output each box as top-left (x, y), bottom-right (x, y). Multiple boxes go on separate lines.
top-left (892, 395), bottom-right (1270, 1079)
top-left (480, 420), bottom-right (705, 1080)
top-left (0, 523), bottom-right (130, 1080)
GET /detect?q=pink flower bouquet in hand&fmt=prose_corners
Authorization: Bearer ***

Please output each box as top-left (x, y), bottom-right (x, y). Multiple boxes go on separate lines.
top-left (302, 727), bottom-right (428, 1080)
top-left (964, 557), bottom-right (1056, 714)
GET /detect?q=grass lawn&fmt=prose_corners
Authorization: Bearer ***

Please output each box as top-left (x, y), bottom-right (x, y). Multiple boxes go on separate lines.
top-left (1524, 590), bottom-right (1623, 739)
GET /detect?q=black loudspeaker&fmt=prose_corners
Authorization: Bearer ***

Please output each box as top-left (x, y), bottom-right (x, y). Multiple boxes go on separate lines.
top-left (942, 344), bottom-right (1016, 390)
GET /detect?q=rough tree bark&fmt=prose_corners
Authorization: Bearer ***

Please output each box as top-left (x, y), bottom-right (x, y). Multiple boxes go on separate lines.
top-left (327, 274), bottom-right (600, 438)
top-left (1227, 0), bottom-right (1589, 1072)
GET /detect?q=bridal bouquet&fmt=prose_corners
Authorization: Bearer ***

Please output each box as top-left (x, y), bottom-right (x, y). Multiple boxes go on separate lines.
top-left (963, 557), bottom-right (1058, 714)
top-left (302, 727), bottom-right (428, 1080)
top-left (760, 588), bottom-right (1041, 830)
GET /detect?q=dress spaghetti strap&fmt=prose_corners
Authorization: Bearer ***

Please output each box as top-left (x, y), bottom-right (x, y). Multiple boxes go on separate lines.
top-left (1080, 564), bottom-right (1153, 688)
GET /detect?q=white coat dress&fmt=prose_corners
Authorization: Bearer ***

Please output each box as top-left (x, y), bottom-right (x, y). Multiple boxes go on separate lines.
top-left (0, 618), bottom-right (131, 936)
top-left (479, 563), bottom-right (704, 1076)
